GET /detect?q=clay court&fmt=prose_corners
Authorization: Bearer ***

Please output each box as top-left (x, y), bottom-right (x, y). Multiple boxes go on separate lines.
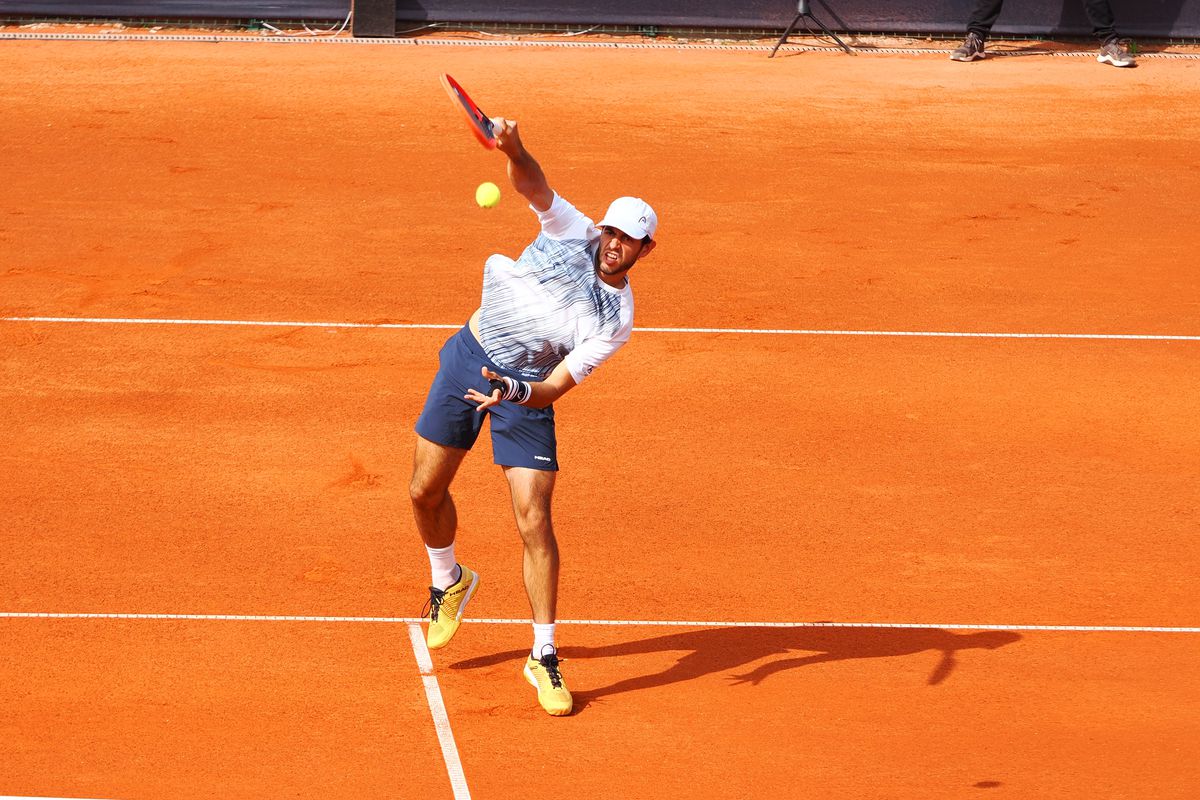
top-left (2, 30), bottom-right (1199, 799)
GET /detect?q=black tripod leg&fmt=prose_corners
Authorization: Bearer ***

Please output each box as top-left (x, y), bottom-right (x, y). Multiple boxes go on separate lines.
top-left (806, 11), bottom-right (856, 54)
top-left (769, 12), bottom-right (804, 58)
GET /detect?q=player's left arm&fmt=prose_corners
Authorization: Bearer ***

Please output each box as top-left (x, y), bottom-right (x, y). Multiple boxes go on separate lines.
top-left (466, 361), bottom-right (577, 411)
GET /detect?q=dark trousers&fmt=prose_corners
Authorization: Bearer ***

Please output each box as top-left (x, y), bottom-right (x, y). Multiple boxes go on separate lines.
top-left (967, 0), bottom-right (1118, 43)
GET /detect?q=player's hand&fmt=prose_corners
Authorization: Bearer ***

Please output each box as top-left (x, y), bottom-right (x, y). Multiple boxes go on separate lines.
top-left (464, 366), bottom-right (505, 412)
top-left (727, 671), bottom-right (764, 687)
top-left (490, 117), bottom-right (524, 157)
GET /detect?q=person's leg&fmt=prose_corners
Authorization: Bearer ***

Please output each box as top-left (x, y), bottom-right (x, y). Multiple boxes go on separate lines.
top-left (503, 466), bottom-right (559, 626)
top-left (410, 434), bottom-right (480, 649)
top-left (951, 0), bottom-right (1003, 61)
top-left (504, 465), bottom-right (572, 716)
top-left (488, 392), bottom-right (560, 626)
top-left (1082, 0), bottom-right (1118, 43)
top-left (410, 325), bottom-right (492, 647)
top-left (410, 434), bottom-right (468, 551)
top-left (966, 0), bottom-right (1006, 38)
top-left (1087, 0), bottom-right (1134, 66)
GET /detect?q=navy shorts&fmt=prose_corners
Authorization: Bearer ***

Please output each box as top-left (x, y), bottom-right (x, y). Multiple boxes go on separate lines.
top-left (415, 324), bottom-right (558, 471)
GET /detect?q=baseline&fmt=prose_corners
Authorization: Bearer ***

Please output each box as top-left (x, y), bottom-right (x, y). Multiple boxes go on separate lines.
top-left (1, 612), bottom-right (1196, 633)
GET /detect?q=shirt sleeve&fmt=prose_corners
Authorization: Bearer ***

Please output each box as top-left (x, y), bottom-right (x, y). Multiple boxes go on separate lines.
top-left (562, 298), bottom-right (635, 384)
top-left (533, 193), bottom-right (597, 241)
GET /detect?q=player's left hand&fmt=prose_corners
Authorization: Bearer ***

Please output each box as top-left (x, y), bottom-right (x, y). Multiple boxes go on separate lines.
top-left (464, 366), bottom-right (505, 412)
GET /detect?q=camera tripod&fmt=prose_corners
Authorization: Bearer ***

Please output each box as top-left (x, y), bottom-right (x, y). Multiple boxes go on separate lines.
top-left (770, 0), bottom-right (856, 57)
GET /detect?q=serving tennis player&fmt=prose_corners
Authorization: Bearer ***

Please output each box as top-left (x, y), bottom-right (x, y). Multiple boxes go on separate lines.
top-left (409, 115), bottom-right (658, 716)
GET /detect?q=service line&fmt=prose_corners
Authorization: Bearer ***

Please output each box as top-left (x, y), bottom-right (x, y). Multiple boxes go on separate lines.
top-left (3, 316), bottom-right (1199, 341)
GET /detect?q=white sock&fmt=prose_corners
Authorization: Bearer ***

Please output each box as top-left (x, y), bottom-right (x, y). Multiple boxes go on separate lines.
top-left (426, 544), bottom-right (459, 590)
top-left (532, 623), bottom-right (557, 659)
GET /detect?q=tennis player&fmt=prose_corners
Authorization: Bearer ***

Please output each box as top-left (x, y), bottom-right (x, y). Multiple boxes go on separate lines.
top-left (409, 115), bottom-right (657, 716)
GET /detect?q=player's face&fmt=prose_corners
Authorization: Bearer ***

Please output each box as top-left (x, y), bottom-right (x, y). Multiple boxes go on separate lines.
top-left (597, 226), bottom-right (655, 280)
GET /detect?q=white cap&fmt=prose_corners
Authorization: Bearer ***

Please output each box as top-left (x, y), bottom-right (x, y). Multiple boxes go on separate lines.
top-left (597, 196), bottom-right (658, 241)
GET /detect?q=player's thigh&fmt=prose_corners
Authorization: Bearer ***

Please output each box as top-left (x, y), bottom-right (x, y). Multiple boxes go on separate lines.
top-left (502, 465), bottom-right (557, 532)
top-left (411, 434), bottom-right (469, 500)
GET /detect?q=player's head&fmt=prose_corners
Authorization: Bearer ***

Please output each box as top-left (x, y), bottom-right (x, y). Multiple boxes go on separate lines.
top-left (595, 196), bottom-right (657, 279)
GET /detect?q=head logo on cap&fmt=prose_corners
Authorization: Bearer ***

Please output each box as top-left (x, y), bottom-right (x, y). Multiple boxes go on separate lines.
top-left (598, 197), bottom-right (658, 241)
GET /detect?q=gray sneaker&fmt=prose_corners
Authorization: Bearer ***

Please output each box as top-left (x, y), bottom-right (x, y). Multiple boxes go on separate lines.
top-left (1098, 39), bottom-right (1135, 67)
top-left (950, 32), bottom-right (986, 62)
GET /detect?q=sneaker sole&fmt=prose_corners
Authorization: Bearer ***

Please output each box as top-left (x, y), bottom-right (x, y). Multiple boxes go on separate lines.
top-left (1097, 55), bottom-right (1134, 67)
top-left (949, 52), bottom-right (985, 62)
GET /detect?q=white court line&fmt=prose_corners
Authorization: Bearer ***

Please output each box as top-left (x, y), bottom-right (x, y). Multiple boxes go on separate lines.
top-left (2, 316), bottom-right (457, 331)
top-left (3, 315), bottom-right (1199, 341)
top-left (1, 612), bottom-right (1196, 633)
top-left (406, 623), bottom-right (472, 800)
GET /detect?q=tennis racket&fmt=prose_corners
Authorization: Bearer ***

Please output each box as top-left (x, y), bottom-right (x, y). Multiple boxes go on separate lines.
top-left (440, 73), bottom-right (497, 150)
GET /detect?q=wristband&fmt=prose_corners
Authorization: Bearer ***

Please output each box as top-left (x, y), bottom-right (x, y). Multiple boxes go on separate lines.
top-left (487, 376), bottom-right (532, 405)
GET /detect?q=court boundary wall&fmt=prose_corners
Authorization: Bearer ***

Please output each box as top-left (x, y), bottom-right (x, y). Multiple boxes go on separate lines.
top-left (3, 1), bottom-right (1199, 39)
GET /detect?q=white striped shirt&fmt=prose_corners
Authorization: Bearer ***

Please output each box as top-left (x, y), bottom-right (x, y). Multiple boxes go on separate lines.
top-left (477, 193), bottom-right (634, 384)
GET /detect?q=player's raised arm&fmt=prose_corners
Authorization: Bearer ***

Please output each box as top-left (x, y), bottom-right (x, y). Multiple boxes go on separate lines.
top-left (490, 117), bottom-right (554, 212)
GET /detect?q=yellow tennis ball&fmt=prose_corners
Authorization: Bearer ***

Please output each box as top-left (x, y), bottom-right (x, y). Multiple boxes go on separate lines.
top-left (475, 182), bottom-right (501, 208)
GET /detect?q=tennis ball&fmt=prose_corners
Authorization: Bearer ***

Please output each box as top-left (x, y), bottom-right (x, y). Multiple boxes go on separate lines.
top-left (475, 182), bottom-right (501, 208)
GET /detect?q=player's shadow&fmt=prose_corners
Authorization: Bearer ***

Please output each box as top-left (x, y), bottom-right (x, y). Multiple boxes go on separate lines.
top-left (449, 626), bottom-right (1021, 709)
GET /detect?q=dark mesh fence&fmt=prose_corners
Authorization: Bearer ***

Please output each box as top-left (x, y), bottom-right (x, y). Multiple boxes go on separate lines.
top-left (3, 1), bottom-right (1198, 38)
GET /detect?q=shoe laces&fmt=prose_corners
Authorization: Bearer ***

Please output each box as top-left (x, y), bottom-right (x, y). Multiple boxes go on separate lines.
top-left (423, 586), bottom-right (445, 622)
top-left (538, 647), bottom-right (564, 689)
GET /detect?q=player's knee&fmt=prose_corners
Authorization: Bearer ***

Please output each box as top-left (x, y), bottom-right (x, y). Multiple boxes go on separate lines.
top-left (515, 508), bottom-right (555, 548)
top-left (409, 477), bottom-right (447, 511)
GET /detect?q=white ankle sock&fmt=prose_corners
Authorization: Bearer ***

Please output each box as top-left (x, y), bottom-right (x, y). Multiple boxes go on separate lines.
top-left (532, 623), bottom-right (557, 659)
top-left (426, 544), bottom-right (459, 590)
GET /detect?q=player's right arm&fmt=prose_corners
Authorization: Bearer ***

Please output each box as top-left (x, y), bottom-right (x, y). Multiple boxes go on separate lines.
top-left (490, 117), bottom-right (553, 212)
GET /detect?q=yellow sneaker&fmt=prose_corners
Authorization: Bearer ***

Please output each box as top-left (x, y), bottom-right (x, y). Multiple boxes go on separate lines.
top-left (424, 564), bottom-right (479, 650)
top-left (523, 646), bottom-right (573, 716)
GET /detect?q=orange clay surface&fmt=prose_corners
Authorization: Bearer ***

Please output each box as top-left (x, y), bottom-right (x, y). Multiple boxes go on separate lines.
top-left (2, 35), bottom-right (1200, 799)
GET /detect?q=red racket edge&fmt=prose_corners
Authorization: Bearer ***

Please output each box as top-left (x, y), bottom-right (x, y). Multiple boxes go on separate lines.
top-left (440, 73), bottom-right (497, 150)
